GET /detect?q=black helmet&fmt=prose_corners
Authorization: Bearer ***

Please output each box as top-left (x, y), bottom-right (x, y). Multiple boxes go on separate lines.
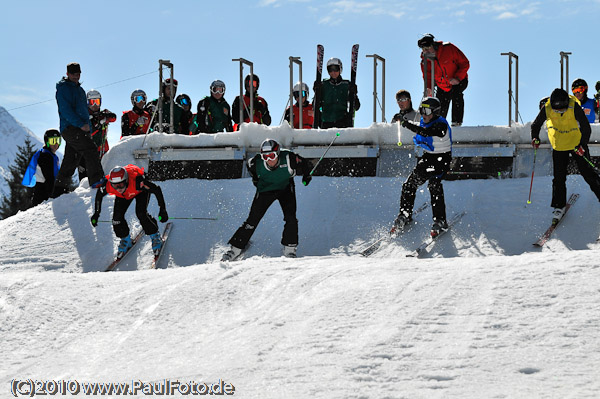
top-left (210, 79), bottom-right (226, 94)
top-left (550, 88), bottom-right (569, 110)
top-left (418, 97), bottom-right (441, 117)
top-left (418, 33), bottom-right (435, 48)
top-left (130, 89), bottom-right (147, 106)
top-left (571, 78), bottom-right (588, 95)
top-left (43, 129), bottom-right (61, 148)
top-left (260, 138), bottom-right (280, 155)
top-left (176, 94), bottom-right (191, 107)
top-left (244, 74), bottom-right (260, 91)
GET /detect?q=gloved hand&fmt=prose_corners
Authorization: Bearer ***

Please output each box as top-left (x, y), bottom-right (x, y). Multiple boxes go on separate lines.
top-left (90, 212), bottom-right (100, 227)
top-left (302, 175), bottom-right (312, 186)
top-left (158, 208), bottom-right (169, 223)
top-left (531, 138), bottom-right (540, 149)
top-left (146, 103), bottom-right (156, 114)
top-left (574, 145), bottom-right (585, 157)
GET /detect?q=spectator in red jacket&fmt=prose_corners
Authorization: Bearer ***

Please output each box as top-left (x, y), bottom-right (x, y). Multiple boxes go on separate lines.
top-left (418, 33), bottom-right (469, 127)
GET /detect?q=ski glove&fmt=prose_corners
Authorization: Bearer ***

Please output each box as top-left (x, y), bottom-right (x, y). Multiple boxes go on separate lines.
top-left (574, 145), bottom-right (585, 157)
top-left (158, 208), bottom-right (169, 223)
top-left (531, 138), bottom-right (540, 149)
top-left (90, 212), bottom-right (100, 228)
top-left (302, 175), bottom-right (312, 186)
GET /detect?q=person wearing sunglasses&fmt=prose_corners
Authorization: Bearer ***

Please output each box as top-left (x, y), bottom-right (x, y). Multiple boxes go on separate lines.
top-left (53, 62), bottom-right (106, 198)
top-left (396, 97), bottom-right (452, 238)
top-left (284, 82), bottom-right (314, 129)
top-left (571, 78), bottom-right (597, 124)
top-left (531, 88), bottom-right (600, 225)
top-left (232, 74), bottom-right (271, 131)
top-left (222, 139), bottom-right (313, 261)
top-left (418, 33), bottom-right (469, 127)
top-left (391, 89), bottom-right (420, 124)
top-left (90, 164), bottom-right (169, 258)
top-left (122, 89), bottom-right (152, 137)
top-left (193, 80), bottom-right (233, 134)
top-left (79, 89), bottom-right (116, 181)
top-left (315, 57), bottom-right (360, 129)
top-left (22, 129), bottom-right (62, 206)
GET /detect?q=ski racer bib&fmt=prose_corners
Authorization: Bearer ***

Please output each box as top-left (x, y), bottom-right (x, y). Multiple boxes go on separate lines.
top-left (545, 97), bottom-right (581, 151)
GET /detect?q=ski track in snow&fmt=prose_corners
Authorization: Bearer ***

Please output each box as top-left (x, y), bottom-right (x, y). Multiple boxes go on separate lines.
top-left (1, 174), bottom-right (600, 398)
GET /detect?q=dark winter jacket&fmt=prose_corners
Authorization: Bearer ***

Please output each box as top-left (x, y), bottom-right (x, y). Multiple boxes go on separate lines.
top-left (22, 148), bottom-right (60, 206)
top-left (89, 109), bottom-right (116, 155)
top-left (145, 98), bottom-right (187, 134)
top-left (317, 76), bottom-right (360, 127)
top-left (232, 93), bottom-right (271, 129)
top-left (56, 77), bottom-right (91, 133)
top-left (247, 150), bottom-right (312, 193)
top-left (420, 41), bottom-right (470, 93)
top-left (195, 96), bottom-right (233, 133)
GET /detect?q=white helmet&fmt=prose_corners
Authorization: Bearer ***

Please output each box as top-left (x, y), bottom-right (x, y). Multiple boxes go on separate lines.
top-left (326, 57), bottom-right (343, 73)
top-left (293, 82), bottom-right (309, 97)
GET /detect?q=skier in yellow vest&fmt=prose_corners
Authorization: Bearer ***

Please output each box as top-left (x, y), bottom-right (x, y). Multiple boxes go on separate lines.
top-left (531, 88), bottom-right (600, 224)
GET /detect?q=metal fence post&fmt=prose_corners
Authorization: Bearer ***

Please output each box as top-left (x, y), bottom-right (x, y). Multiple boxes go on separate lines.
top-left (560, 51), bottom-right (572, 91)
top-left (501, 52), bottom-right (518, 127)
top-left (232, 58), bottom-right (254, 128)
top-left (158, 59), bottom-right (174, 133)
top-left (366, 54), bottom-right (386, 123)
top-left (289, 57), bottom-right (303, 129)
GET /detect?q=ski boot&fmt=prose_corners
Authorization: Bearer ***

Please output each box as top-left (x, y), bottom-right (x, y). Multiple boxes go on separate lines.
top-left (221, 246), bottom-right (243, 262)
top-left (150, 232), bottom-right (163, 256)
top-left (551, 207), bottom-right (565, 226)
top-left (430, 220), bottom-right (448, 238)
top-left (283, 245), bottom-right (297, 258)
top-left (391, 213), bottom-right (412, 234)
top-left (117, 235), bottom-right (133, 259)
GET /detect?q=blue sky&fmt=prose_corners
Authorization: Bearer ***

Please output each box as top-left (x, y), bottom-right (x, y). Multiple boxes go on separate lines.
top-left (2, 0), bottom-right (600, 147)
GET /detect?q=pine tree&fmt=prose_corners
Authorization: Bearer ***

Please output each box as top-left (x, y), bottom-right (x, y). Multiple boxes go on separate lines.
top-left (0, 138), bottom-right (37, 220)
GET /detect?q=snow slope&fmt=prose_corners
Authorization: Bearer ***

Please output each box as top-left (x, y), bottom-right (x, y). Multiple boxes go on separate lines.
top-left (2, 129), bottom-right (600, 398)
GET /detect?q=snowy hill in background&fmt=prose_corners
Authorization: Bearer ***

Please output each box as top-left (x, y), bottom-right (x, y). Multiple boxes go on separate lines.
top-left (1, 125), bottom-right (600, 397)
top-left (0, 106), bottom-right (44, 198)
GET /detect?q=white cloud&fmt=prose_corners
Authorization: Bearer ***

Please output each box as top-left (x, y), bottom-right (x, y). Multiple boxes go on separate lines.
top-left (496, 11), bottom-right (518, 19)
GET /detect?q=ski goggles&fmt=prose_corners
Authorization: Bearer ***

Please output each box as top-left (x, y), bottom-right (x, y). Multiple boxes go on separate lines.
top-left (88, 98), bottom-right (101, 106)
top-left (419, 105), bottom-right (435, 115)
top-left (572, 86), bottom-right (587, 94)
top-left (261, 152), bottom-right (278, 161)
top-left (133, 95), bottom-right (146, 103)
top-left (211, 86), bottom-right (225, 95)
top-left (179, 97), bottom-right (190, 106)
top-left (327, 65), bottom-right (340, 73)
top-left (293, 90), bottom-right (307, 98)
top-left (111, 181), bottom-right (127, 190)
top-left (46, 136), bottom-right (61, 146)
top-left (397, 97), bottom-right (410, 103)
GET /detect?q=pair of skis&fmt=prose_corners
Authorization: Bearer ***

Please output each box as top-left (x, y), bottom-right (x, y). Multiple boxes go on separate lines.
top-left (313, 43), bottom-right (359, 129)
top-left (533, 193), bottom-right (578, 247)
top-left (105, 222), bottom-right (173, 272)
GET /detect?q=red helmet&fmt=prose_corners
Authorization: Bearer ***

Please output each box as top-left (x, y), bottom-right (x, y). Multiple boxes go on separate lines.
top-left (109, 166), bottom-right (128, 185)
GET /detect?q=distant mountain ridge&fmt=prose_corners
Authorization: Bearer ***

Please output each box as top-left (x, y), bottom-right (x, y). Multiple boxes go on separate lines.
top-left (0, 106), bottom-right (44, 198)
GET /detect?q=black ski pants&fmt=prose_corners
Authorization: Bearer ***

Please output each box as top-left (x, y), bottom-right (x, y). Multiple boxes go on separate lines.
top-left (53, 126), bottom-right (104, 194)
top-left (400, 152), bottom-right (452, 223)
top-left (551, 147), bottom-right (600, 208)
top-left (229, 184), bottom-right (298, 250)
top-left (436, 78), bottom-right (468, 125)
top-left (112, 191), bottom-right (159, 238)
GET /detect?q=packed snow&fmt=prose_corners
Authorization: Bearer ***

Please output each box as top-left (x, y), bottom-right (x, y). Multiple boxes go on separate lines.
top-left (1, 126), bottom-right (600, 398)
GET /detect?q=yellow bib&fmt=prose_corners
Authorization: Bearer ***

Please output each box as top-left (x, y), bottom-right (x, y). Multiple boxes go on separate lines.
top-left (545, 96), bottom-right (581, 151)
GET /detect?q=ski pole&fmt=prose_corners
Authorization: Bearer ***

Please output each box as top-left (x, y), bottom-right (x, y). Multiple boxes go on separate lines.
top-left (527, 145), bottom-right (537, 204)
top-left (303, 132), bottom-right (340, 185)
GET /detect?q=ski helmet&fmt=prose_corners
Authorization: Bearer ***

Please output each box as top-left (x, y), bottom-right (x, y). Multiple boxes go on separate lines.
top-left (109, 166), bottom-right (128, 186)
top-left (571, 78), bottom-right (588, 94)
top-left (326, 58), bottom-right (343, 73)
top-left (87, 89), bottom-right (101, 107)
top-left (293, 82), bottom-right (309, 98)
top-left (419, 97), bottom-right (442, 117)
top-left (260, 139), bottom-right (280, 156)
top-left (130, 89), bottom-right (147, 105)
top-left (418, 33), bottom-right (435, 48)
top-left (244, 74), bottom-right (260, 91)
top-left (163, 78), bottom-right (178, 88)
top-left (550, 88), bottom-right (569, 110)
top-left (43, 129), bottom-right (61, 148)
top-left (210, 80), bottom-right (226, 94)
top-left (176, 94), bottom-right (191, 107)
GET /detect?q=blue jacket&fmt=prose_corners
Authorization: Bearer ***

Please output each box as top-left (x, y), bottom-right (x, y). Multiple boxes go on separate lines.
top-left (413, 115), bottom-right (452, 154)
top-left (22, 148), bottom-right (60, 187)
top-left (580, 97), bottom-right (596, 124)
top-left (56, 77), bottom-right (90, 132)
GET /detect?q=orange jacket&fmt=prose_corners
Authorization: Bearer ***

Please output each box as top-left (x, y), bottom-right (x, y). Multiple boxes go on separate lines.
top-left (421, 41), bottom-right (470, 92)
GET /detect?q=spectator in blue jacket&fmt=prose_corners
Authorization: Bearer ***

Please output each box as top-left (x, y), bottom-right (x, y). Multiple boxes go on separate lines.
top-left (52, 62), bottom-right (105, 198)
top-left (571, 78), bottom-right (597, 123)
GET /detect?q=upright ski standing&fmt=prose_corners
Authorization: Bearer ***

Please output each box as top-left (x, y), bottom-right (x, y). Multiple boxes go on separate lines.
top-left (313, 44), bottom-right (324, 129)
top-left (348, 44), bottom-right (359, 127)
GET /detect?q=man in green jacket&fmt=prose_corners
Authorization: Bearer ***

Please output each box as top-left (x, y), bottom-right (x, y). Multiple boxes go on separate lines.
top-left (316, 57), bottom-right (360, 128)
top-left (222, 139), bottom-right (313, 261)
